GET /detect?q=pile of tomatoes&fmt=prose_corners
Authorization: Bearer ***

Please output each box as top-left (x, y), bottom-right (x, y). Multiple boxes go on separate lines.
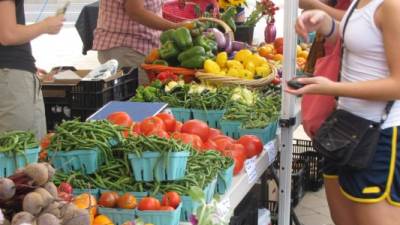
top-left (98, 191), bottom-right (181, 211)
top-left (106, 111), bottom-right (264, 175)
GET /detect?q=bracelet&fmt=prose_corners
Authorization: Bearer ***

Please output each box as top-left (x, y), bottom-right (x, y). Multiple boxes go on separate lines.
top-left (324, 18), bottom-right (336, 38)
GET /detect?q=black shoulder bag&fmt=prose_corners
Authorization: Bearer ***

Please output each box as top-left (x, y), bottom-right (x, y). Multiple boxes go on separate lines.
top-left (312, 0), bottom-right (394, 170)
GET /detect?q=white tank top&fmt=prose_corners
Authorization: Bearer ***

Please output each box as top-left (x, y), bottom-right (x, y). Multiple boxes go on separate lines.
top-left (338, 0), bottom-right (400, 129)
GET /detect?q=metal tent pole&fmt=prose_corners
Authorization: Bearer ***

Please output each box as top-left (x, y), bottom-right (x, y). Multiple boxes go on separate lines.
top-left (278, 0), bottom-right (299, 225)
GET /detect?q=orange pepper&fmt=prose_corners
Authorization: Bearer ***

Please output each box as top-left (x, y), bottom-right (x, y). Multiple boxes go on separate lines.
top-left (145, 48), bottom-right (160, 64)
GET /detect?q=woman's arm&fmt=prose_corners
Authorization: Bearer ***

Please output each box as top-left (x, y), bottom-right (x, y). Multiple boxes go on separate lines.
top-left (0, 0), bottom-right (64, 46)
top-left (299, 0), bottom-right (346, 20)
top-left (125, 0), bottom-right (185, 31)
top-left (288, 0), bottom-right (400, 101)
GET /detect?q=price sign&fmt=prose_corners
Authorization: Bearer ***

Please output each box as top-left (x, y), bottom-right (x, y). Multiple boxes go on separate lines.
top-left (265, 140), bottom-right (277, 165)
top-left (245, 156), bottom-right (257, 183)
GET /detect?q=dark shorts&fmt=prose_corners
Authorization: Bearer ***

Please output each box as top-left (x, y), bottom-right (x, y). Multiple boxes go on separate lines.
top-left (322, 126), bottom-right (400, 206)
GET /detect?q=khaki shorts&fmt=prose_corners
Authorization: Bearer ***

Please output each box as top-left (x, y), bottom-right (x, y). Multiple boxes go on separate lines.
top-left (98, 47), bottom-right (148, 85)
top-left (0, 68), bottom-right (47, 140)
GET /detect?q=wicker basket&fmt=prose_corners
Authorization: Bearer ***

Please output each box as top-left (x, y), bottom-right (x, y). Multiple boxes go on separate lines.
top-left (195, 64), bottom-right (278, 88)
top-left (142, 17), bottom-right (234, 82)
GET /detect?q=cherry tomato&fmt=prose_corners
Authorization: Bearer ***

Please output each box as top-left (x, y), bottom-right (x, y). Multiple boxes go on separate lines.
top-left (117, 193), bottom-right (137, 209)
top-left (138, 197), bottom-right (161, 211)
top-left (156, 113), bottom-right (177, 132)
top-left (99, 192), bottom-right (119, 208)
top-left (161, 191), bottom-right (181, 209)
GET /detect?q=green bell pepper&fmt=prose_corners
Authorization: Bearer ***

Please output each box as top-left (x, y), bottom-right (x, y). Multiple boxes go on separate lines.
top-left (159, 41), bottom-right (179, 60)
top-left (177, 46), bottom-right (206, 63)
top-left (173, 27), bottom-right (193, 50)
top-left (160, 29), bottom-right (175, 44)
top-left (206, 39), bottom-right (217, 53)
top-left (180, 56), bottom-right (207, 69)
top-left (194, 36), bottom-right (211, 52)
top-left (152, 59), bottom-right (169, 66)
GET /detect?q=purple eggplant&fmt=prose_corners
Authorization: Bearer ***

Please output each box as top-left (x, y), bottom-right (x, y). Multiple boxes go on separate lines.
top-left (265, 22), bottom-right (277, 44)
top-left (232, 41), bottom-right (250, 51)
top-left (224, 33), bottom-right (233, 53)
top-left (207, 28), bottom-right (226, 50)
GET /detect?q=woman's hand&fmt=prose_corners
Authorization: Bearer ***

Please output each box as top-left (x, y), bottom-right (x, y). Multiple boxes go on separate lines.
top-left (285, 76), bottom-right (336, 96)
top-left (296, 10), bottom-right (331, 41)
top-left (41, 15), bottom-right (64, 35)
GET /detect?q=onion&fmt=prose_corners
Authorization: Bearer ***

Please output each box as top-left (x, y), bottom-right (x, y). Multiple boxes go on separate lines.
top-left (207, 28), bottom-right (226, 50)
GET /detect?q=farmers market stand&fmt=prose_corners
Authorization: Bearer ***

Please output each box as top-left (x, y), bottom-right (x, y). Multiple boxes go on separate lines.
top-left (74, 1), bottom-right (302, 224)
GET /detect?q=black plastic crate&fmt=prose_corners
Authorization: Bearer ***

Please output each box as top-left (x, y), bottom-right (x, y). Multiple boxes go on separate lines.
top-left (230, 193), bottom-right (258, 225)
top-left (273, 158), bottom-right (308, 208)
top-left (71, 67), bottom-right (138, 109)
top-left (293, 139), bottom-right (324, 192)
top-left (44, 104), bottom-right (72, 132)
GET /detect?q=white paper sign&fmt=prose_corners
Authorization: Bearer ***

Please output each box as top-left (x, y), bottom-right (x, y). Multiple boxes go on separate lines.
top-left (163, 108), bottom-right (172, 114)
top-left (265, 140), bottom-right (277, 165)
top-left (217, 198), bottom-right (231, 216)
top-left (245, 156), bottom-right (257, 183)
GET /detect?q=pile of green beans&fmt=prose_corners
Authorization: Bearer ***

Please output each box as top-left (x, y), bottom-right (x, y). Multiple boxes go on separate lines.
top-left (188, 87), bottom-right (234, 110)
top-left (48, 119), bottom-right (125, 164)
top-left (0, 131), bottom-right (38, 156)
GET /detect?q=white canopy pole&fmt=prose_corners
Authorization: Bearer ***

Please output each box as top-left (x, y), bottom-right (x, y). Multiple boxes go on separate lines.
top-left (278, 0), bottom-right (299, 224)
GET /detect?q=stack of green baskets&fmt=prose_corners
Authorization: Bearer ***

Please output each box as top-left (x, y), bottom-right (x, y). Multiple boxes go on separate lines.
top-left (0, 147), bottom-right (40, 177)
top-left (239, 121), bottom-right (279, 144)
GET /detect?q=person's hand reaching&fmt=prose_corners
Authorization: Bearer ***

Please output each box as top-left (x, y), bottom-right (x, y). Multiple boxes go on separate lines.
top-left (42, 14), bottom-right (65, 35)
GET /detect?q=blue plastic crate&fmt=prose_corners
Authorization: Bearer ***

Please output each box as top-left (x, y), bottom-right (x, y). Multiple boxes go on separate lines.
top-left (191, 109), bottom-right (226, 129)
top-left (128, 151), bottom-right (190, 181)
top-left (220, 120), bottom-right (242, 139)
top-left (137, 203), bottom-right (182, 225)
top-left (48, 149), bottom-right (99, 174)
top-left (100, 189), bottom-right (148, 202)
top-left (98, 207), bottom-right (136, 225)
top-left (0, 147), bottom-right (40, 177)
top-left (170, 108), bottom-right (192, 123)
top-left (239, 121), bottom-right (278, 144)
top-left (73, 188), bottom-right (100, 198)
top-left (216, 164), bottom-right (234, 195)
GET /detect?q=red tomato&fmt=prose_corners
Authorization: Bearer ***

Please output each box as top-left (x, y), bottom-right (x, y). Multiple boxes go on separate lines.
top-left (107, 112), bottom-right (133, 128)
top-left (117, 193), bottom-right (137, 209)
top-left (190, 134), bottom-right (204, 150)
top-left (159, 206), bottom-right (175, 211)
top-left (202, 140), bottom-right (217, 151)
top-left (181, 120), bottom-right (209, 142)
top-left (225, 149), bottom-right (246, 175)
top-left (210, 135), bottom-right (235, 143)
top-left (175, 133), bottom-right (203, 150)
top-left (214, 138), bottom-right (234, 152)
top-left (238, 135), bottom-right (264, 158)
top-left (174, 121), bottom-right (183, 132)
top-left (208, 128), bottom-right (221, 140)
top-left (140, 117), bottom-right (166, 135)
top-left (99, 192), bottom-right (119, 208)
top-left (271, 76), bottom-right (281, 85)
top-left (138, 197), bottom-right (161, 211)
top-left (156, 113), bottom-right (177, 133)
top-left (161, 192), bottom-right (181, 209)
top-left (132, 122), bottom-right (142, 134)
top-left (147, 129), bottom-right (170, 139)
top-left (274, 37), bottom-right (284, 53)
top-left (225, 143), bottom-right (246, 157)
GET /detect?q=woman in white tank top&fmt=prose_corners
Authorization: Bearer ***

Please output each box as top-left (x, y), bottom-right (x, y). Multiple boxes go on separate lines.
top-left (288, 0), bottom-right (400, 224)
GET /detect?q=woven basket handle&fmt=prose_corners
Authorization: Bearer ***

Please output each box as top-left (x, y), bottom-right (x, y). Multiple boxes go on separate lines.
top-left (196, 17), bottom-right (235, 40)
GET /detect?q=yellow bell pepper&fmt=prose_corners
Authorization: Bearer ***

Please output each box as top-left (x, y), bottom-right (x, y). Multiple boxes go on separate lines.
top-left (245, 61), bottom-right (256, 74)
top-left (226, 60), bottom-right (244, 70)
top-left (255, 65), bottom-right (272, 77)
top-left (227, 68), bottom-right (240, 77)
top-left (234, 49), bottom-right (252, 62)
top-left (204, 59), bottom-right (221, 74)
top-left (216, 52), bottom-right (228, 68)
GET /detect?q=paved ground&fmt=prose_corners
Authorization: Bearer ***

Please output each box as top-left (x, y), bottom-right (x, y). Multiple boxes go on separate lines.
top-left (26, 1), bottom-right (333, 224)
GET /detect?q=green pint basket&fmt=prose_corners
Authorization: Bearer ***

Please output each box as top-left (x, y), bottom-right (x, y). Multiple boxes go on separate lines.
top-left (204, 178), bottom-right (218, 203)
top-left (239, 121), bottom-right (278, 144)
top-left (128, 151), bottom-right (190, 181)
top-left (98, 207), bottom-right (136, 225)
top-left (216, 164), bottom-right (234, 194)
top-left (48, 149), bottom-right (99, 174)
top-left (191, 109), bottom-right (226, 128)
top-left (220, 120), bottom-right (242, 139)
top-left (170, 108), bottom-right (192, 123)
top-left (137, 203), bottom-right (182, 225)
top-left (73, 188), bottom-right (100, 198)
top-left (0, 147), bottom-right (40, 177)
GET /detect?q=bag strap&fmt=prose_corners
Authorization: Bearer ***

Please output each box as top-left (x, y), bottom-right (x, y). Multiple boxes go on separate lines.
top-left (339, 0), bottom-right (394, 125)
